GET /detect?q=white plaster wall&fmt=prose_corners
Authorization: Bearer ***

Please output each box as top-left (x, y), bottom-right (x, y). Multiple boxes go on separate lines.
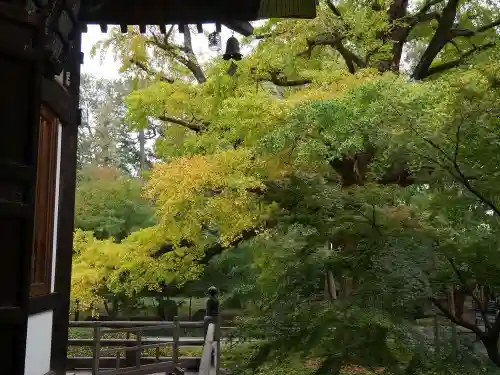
top-left (24, 311), bottom-right (53, 375)
top-left (24, 122), bottom-right (62, 375)
top-left (51, 122), bottom-right (63, 292)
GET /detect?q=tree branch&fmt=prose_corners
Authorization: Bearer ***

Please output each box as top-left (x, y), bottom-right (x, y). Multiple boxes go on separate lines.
top-left (154, 220), bottom-right (277, 265)
top-left (490, 311), bottom-right (500, 337)
top-left (430, 297), bottom-right (484, 337)
top-left (146, 29), bottom-right (207, 84)
top-left (260, 71), bottom-right (311, 86)
top-left (447, 257), bottom-right (492, 329)
top-left (199, 224), bottom-right (270, 264)
top-left (423, 42), bottom-right (496, 78)
top-left (403, 11), bottom-right (441, 29)
top-left (449, 39), bottom-right (461, 53)
top-left (423, 128), bottom-right (500, 218)
top-left (270, 78), bottom-right (311, 86)
top-left (298, 32), bottom-right (366, 74)
top-left (419, 0), bottom-right (445, 14)
top-left (325, 0), bottom-right (342, 17)
top-left (157, 114), bottom-right (207, 133)
top-left (129, 57), bottom-right (174, 83)
top-left (254, 31), bottom-right (287, 39)
top-left (450, 18), bottom-right (500, 37)
top-left (412, 0), bottom-right (461, 80)
top-left (412, 1), bottom-right (499, 80)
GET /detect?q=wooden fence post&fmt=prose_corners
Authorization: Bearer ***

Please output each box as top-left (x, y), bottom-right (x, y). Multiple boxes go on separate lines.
top-left (203, 316), bottom-right (212, 339)
top-left (92, 325), bottom-right (101, 375)
top-left (173, 316), bottom-right (180, 364)
top-left (135, 329), bottom-right (142, 369)
top-left (215, 315), bottom-right (221, 375)
top-left (203, 316), bottom-right (213, 370)
top-left (125, 331), bottom-right (134, 367)
top-left (116, 351), bottom-right (121, 371)
top-left (204, 316), bottom-right (212, 338)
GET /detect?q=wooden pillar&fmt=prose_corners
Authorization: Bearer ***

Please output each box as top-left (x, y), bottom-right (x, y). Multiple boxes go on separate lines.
top-left (0, 5), bottom-right (44, 375)
top-left (50, 30), bottom-right (82, 374)
top-left (204, 315), bottom-right (213, 342)
top-left (173, 316), bottom-right (180, 364)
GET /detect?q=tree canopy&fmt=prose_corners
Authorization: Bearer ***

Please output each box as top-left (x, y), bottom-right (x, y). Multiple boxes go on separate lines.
top-left (72, 0), bottom-right (500, 372)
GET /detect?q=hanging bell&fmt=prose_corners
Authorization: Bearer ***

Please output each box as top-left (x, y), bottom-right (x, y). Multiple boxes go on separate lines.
top-left (208, 31), bottom-right (222, 51)
top-left (223, 36), bottom-right (242, 61)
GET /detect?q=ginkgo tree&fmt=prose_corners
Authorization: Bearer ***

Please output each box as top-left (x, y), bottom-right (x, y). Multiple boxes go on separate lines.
top-left (83, 0), bottom-right (500, 300)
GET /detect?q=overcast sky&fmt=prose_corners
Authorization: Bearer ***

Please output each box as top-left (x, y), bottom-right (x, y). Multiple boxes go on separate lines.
top-left (80, 24), bottom-right (252, 79)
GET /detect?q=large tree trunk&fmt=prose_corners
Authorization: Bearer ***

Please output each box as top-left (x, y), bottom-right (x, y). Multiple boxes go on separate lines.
top-left (482, 335), bottom-right (500, 366)
top-left (104, 298), bottom-right (119, 319)
top-left (453, 287), bottom-right (466, 318)
top-left (412, 0), bottom-right (460, 79)
top-left (139, 128), bottom-right (146, 174)
top-left (376, 0), bottom-right (409, 73)
top-left (325, 270), bottom-right (337, 301)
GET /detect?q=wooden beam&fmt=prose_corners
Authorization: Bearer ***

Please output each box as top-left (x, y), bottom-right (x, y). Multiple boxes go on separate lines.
top-left (258, 0), bottom-right (317, 19)
top-left (41, 77), bottom-right (74, 125)
top-left (80, 0), bottom-right (316, 25)
top-left (223, 20), bottom-right (253, 36)
top-left (80, 0), bottom-right (262, 24)
top-left (50, 30), bottom-right (81, 374)
top-left (28, 292), bottom-right (61, 315)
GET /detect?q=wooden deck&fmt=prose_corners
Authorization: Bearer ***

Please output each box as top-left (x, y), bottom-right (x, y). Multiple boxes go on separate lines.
top-left (67, 370), bottom-right (216, 375)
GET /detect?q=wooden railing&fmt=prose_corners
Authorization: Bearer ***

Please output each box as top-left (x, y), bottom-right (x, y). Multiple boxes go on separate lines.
top-left (199, 316), bottom-right (221, 375)
top-left (67, 318), bottom-right (232, 374)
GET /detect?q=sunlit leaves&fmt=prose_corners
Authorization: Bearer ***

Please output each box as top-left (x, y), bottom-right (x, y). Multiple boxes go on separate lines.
top-left (145, 148), bottom-right (276, 247)
top-left (71, 230), bottom-right (124, 312)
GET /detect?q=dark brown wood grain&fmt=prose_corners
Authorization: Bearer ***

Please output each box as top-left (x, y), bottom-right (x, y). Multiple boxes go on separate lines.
top-left (50, 30), bottom-right (82, 374)
top-left (30, 104), bottom-right (58, 298)
top-left (0, 5), bottom-right (45, 374)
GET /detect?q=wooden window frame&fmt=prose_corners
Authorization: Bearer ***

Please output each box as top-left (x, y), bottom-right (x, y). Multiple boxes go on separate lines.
top-left (30, 105), bottom-right (59, 297)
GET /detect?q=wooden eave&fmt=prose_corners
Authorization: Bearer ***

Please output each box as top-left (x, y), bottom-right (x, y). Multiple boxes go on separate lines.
top-left (79, 0), bottom-right (317, 29)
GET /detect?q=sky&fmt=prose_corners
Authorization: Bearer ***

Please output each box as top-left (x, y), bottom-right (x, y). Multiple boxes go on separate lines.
top-left (80, 24), bottom-right (254, 79)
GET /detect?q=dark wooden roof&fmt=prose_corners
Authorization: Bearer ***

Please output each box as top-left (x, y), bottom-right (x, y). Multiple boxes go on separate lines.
top-left (80, 0), bottom-right (317, 26)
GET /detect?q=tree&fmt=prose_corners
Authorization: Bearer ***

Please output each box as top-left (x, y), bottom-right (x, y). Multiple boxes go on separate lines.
top-left (83, 4), bottom-right (500, 370)
top-left (71, 230), bottom-right (123, 313)
top-left (75, 165), bottom-right (156, 241)
top-left (248, 66), bottom-right (500, 368)
top-left (289, 0), bottom-right (500, 79)
top-left (78, 74), bottom-right (155, 174)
